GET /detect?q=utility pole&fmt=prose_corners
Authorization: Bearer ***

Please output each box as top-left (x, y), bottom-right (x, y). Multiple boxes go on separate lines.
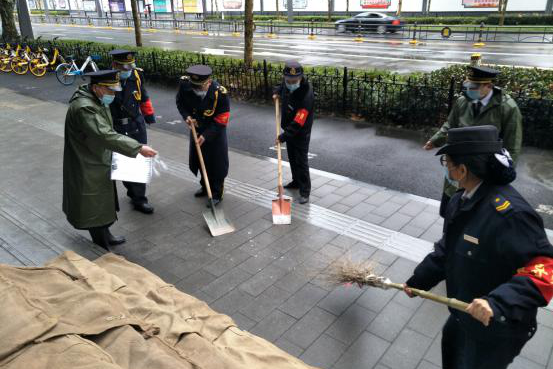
top-left (17, 0), bottom-right (34, 38)
top-left (286, 0), bottom-right (292, 22)
top-left (130, 0), bottom-right (142, 46)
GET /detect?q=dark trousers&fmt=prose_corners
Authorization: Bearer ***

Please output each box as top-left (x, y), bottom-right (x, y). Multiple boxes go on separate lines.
top-left (123, 181), bottom-right (148, 205)
top-left (439, 192), bottom-right (451, 218)
top-left (88, 224), bottom-right (112, 247)
top-left (287, 140), bottom-right (311, 197)
top-left (441, 316), bottom-right (530, 369)
top-left (200, 177), bottom-right (225, 200)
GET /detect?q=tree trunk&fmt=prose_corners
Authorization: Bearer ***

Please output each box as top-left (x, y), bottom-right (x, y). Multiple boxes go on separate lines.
top-left (346, 0), bottom-right (349, 14)
top-left (499, 0), bottom-right (508, 26)
top-left (130, 0), bottom-right (142, 46)
top-left (426, 0), bottom-right (431, 13)
top-left (327, 0), bottom-right (331, 21)
top-left (396, 0), bottom-right (402, 16)
top-left (244, 0), bottom-right (253, 68)
top-left (0, 0), bottom-right (19, 40)
top-left (17, 0), bottom-right (34, 38)
top-left (275, 0), bottom-right (279, 18)
top-left (169, 0), bottom-right (175, 19)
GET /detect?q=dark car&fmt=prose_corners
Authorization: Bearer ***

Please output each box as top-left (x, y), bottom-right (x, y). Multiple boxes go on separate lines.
top-left (335, 12), bottom-right (404, 34)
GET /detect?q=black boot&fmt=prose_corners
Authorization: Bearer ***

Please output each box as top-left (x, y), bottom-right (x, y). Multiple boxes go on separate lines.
top-left (89, 227), bottom-right (111, 251)
top-left (195, 188), bottom-right (208, 197)
top-left (106, 228), bottom-right (126, 246)
top-left (284, 181), bottom-right (299, 189)
top-left (133, 202), bottom-right (154, 214)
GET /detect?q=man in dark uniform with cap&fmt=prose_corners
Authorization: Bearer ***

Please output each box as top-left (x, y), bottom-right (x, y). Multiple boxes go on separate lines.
top-left (176, 65), bottom-right (230, 207)
top-left (109, 49), bottom-right (157, 214)
top-left (406, 125), bottom-right (552, 369)
top-left (423, 65), bottom-right (523, 217)
top-left (63, 70), bottom-right (158, 251)
top-left (273, 60), bottom-right (315, 204)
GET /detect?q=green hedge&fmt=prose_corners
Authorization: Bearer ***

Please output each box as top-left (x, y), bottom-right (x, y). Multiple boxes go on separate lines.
top-left (30, 10), bottom-right (70, 16)
top-left (208, 14), bottom-right (553, 25)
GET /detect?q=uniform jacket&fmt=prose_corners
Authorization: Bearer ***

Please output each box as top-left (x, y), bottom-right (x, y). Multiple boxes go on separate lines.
top-left (110, 69), bottom-right (155, 145)
top-left (430, 88), bottom-right (523, 197)
top-left (275, 78), bottom-right (314, 145)
top-left (176, 79), bottom-right (230, 182)
top-left (63, 84), bottom-right (142, 229)
top-left (407, 182), bottom-right (553, 339)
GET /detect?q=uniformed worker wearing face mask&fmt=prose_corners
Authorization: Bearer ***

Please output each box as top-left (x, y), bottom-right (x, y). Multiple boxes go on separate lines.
top-left (406, 125), bottom-right (553, 369)
top-left (273, 60), bottom-right (315, 205)
top-left (422, 65), bottom-right (523, 217)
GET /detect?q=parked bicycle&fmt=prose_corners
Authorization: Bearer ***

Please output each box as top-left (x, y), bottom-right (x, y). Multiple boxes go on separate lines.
top-left (29, 37), bottom-right (66, 77)
top-left (55, 53), bottom-right (100, 85)
top-left (11, 37), bottom-right (42, 75)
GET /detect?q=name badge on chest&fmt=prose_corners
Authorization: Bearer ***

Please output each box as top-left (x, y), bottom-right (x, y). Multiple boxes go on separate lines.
top-left (463, 234), bottom-right (479, 245)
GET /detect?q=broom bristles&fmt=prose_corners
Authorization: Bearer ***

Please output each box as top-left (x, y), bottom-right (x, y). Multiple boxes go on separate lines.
top-left (326, 259), bottom-right (376, 286)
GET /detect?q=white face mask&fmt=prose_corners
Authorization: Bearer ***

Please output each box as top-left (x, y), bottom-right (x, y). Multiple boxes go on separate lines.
top-left (194, 90), bottom-right (207, 99)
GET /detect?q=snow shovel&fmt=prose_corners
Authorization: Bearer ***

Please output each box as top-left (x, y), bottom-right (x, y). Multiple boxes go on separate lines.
top-left (190, 122), bottom-right (235, 237)
top-left (272, 97), bottom-right (292, 225)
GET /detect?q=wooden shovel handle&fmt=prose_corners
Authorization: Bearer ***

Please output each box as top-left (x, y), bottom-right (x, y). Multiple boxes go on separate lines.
top-left (190, 122), bottom-right (213, 200)
top-left (387, 282), bottom-right (469, 312)
top-left (275, 97), bottom-right (283, 196)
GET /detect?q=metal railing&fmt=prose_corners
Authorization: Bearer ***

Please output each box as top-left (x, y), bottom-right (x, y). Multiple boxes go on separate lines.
top-left (30, 15), bottom-right (553, 43)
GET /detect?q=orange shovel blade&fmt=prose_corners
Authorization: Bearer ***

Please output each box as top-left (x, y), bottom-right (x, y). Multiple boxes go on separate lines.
top-left (272, 197), bottom-right (291, 225)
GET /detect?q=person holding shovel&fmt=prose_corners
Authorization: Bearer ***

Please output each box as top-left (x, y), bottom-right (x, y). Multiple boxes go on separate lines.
top-left (405, 126), bottom-right (553, 369)
top-left (273, 60), bottom-right (315, 205)
top-left (176, 65), bottom-right (230, 208)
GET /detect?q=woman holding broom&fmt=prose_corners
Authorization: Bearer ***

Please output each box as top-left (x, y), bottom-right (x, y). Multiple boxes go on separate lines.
top-left (404, 125), bottom-right (553, 369)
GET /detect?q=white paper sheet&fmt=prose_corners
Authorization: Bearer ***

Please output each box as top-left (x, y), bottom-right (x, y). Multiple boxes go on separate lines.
top-left (111, 152), bottom-right (153, 184)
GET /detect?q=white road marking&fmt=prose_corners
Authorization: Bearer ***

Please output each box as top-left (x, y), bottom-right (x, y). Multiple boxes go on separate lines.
top-left (164, 120), bottom-right (182, 125)
top-left (270, 146), bottom-right (317, 159)
top-left (151, 41), bottom-right (175, 44)
top-left (201, 48), bottom-right (226, 55)
top-left (95, 36), bottom-right (114, 40)
top-left (537, 205), bottom-right (553, 215)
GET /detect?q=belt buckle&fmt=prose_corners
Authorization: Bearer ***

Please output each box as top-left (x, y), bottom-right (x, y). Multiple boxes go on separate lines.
top-left (119, 118), bottom-right (129, 125)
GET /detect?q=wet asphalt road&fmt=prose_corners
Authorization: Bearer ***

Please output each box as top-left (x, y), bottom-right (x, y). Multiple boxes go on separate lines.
top-left (27, 22), bottom-right (553, 73)
top-left (1, 72), bottom-right (551, 227)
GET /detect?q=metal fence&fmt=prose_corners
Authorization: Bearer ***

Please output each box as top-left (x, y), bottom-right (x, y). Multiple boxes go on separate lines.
top-left (23, 39), bottom-right (553, 149)
top-left (30, 15), bottom-right (553, 43)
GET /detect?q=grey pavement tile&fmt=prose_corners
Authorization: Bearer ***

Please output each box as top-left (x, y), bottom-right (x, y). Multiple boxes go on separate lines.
top-left (250, 309), bottom-right (297, 343)
top-left (314, 194), bottom-right (343, 208)
top-left (318, 285), bottom-right (365, 316)
top-left (339, 193), bottom-right (370, 207)
top-left (239, 264), bottom-right (288, 296)
top-left (385, 257), bottom-right (418, 283)
top-left (520, 324), bottom-right (553, 366)
top-left (538, 309), bottom-right (553, 330)
top-left (211, 288), bottom-right (255, 316)
top-left (0, 244), bottom-right (25, 266)
top-left (174, 269), bottom-right (218, 295)
top-left (370, 249), bottom-right (399, 266)
top-left (279, 283), bottom-right (329, 319)
top-left (329, 203), bottom-right (351, 214)
top-left (312, 185), bottom-right (340, 198)
top-left (320, 243), bottom-right (348, 260)
top-left (400, 225), bottom-right (426, 238)
top-left (346, 202), bottom-right (377, 219)
top-left (333, 184), bottom-right (360, 197)
top-left (408, 211), bottom-right (441, 231)
top-left (399, 200), bottom-right (428, 217)
top-left (356, 283), bottom-right (398, 313)
top-left (239, 285), bottom-right (293, 322)
top-left (392, 289), bottom-right (425, 312)
top-left (310, 175), bottom-right (333, 189)
top-left (407, 300), bottom-right (449, 339)
top-left (380, 328), bottom-right (433, 369)
top-left (345, 242), bottom-right (378, 263)
top-left (364, 191), bottom-right (395, 206)
top-left (381, 213), bottom-right (413, 231)
top-left (329, 235), bottom-right (358, 250)
top-left (230, 312), bottom-right (257, 331)
top-left (201, 268), bottom-right (253, 299)
top-left (367, 301), bottom-right (414, 342)
top-left (272, 246), bottom-right (317, 272)
top-left (238, 231), bottom-right (282, 256)
top-left (372, 202), bottom-right (403, 218)
top-left (325, 303), bottom-right (377, 345)
top-left (420, 224), bottom-right (444, 243)
top-left (510, 356), bottom-right (544, 369)
top-left (238, 247), bottom-right (281, 274)
top-left (300, 334), bottom-right (347, 369)
top-left (389, 195), bottom-right (412, 206)
top-left (417, 360), bottom-right (441, 369)
top-left (424, 332), bottom-right (442, 367)
top-left (274, 270), bottom-right (312, 294)
top-left (202, 248), bottom-right (251, 277)
top-left (333, 331), bottom-right (390, 369)
top-left (360, 212), bottom-right (387, 225)
top-left (282, 307), bottom-right (337, 349)
top-left (275, 338), bottom-right (305, 358)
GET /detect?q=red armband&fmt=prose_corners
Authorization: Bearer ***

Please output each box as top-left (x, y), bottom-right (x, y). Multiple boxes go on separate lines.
top-left (214, 112), bottom-right (230, 126)
top-left (140, 99), bottom-right (154, 116)
top-left (293, 108), bottom-right (309, 127)
top-left (516, 256), bottom-right (553, 303)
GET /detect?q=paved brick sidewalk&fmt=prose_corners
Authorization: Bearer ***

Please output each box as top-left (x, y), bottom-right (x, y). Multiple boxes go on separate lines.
top-left (2, 87), bottom-right (553, 369)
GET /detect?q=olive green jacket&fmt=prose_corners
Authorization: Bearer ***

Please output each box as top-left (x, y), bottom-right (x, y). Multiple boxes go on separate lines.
top-left (430, 88), bottom-right (523, 197)
top-left (62, 85), bottom-right (142, 229)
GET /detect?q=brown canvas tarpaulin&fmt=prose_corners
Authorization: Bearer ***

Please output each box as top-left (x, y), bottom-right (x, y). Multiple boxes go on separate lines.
top-left (0, 251), bottom-right (318, 369)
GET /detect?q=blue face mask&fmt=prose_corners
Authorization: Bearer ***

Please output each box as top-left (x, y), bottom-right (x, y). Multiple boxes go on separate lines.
top-left (465, 89), bottom-right (482, 101)
top-left (286, 81), bottom-right (300, 92)
top-left (443, 166), bottom-right (459, 188)
top-left (120, 70), bottom-right (132, 79)
top-left (102, 94), bottom-right (115, 106)
top-left (193, 89), bottom-right (207, 99)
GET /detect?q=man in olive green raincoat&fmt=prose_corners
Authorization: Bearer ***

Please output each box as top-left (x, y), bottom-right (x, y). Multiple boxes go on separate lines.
top-left (423, 65), bottom-right (523, 216)
top-left (63, 70), bottom-right (158, 250)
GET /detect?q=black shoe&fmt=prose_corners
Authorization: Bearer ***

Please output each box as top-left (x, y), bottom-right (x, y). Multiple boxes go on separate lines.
top-left (134, 202), bottom-right (154, 214)
top-left (298, 196), bottom-right (310, 204)
top-left (106, 229), bottom-right (126, 246)
top-left (206, 198), bottom-right (222, 208)
top-left (194, 188), bottom-right (208, 197)
top-left (283, 181), bottom-right (299, 189)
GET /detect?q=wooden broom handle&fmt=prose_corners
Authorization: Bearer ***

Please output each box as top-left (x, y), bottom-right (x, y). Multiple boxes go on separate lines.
top-left (275, 97), bottom-right (283, 196)
top-left (387, 282), bottom-right (469, 312)
top-left (190, 122), bottom-right (213, 200)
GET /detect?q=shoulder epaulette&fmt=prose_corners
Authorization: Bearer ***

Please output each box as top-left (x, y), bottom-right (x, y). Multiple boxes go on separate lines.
top-left (135, 67), bottom-right (144, 72)
top-left (492, 194), bottom-right (513, 214)
top-left (218, 85), bottom-right (227, 94)
top-left (180, 75), bottom-right (189, 81)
